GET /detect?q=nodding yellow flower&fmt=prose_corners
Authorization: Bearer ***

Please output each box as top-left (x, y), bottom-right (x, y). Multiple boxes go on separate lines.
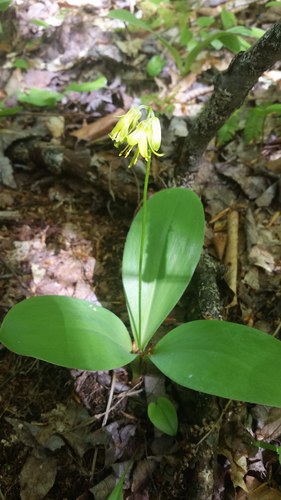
top-left (109, 106), bottom-right (163, 168)
top-left (109, 107), bottom-right (142, 144)
top-left (148, 116), bottom-right (162, 153)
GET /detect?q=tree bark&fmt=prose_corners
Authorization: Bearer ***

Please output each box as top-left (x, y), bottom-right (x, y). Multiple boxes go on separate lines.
top-left (176, 20), bottom-right (281, 179)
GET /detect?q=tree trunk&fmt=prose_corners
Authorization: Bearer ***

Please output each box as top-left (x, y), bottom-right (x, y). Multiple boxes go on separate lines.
top-left (176, 20), bottom-right (281, 180)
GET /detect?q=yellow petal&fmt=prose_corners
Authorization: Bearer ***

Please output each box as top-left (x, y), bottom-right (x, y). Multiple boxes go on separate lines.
top-left (148, 116), bottom-right (161, 151)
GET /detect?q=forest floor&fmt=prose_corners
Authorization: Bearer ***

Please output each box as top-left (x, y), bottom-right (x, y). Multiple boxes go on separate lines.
top-left (0, 1), bottom-right (281, 499)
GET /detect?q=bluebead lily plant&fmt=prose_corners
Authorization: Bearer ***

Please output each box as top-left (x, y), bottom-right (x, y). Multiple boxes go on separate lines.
top-left (1, 106), bottom-right (281, 433)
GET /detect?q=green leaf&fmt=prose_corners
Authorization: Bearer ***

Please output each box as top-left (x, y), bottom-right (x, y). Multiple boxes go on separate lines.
top-left (217, 109), bottom-right (241, 146)
top-left (146, 55), bottom-right (166, 77)
top-left (227, 26), bottom-right (262, 37)
top-left (108, 9), bottom-right (183, 73)
top-left (179, 26), bottom-right (193, 46)
top-left (184, 31), bottom-right (234, 72)
top-left (65, 76), bottom-right (107, 93)
top-left (221, 34), bottom-right (250, 52)
top-left (148, 397), bottom-right (178, 436)
top-left (150, 320), bottom-right (281, 407)
top-left (108, 479), bottom-right (123, 500)
top-left (196, 16), bottom-right (215, 28)
top-left (249, 27), bottom-right (265, 38)
top-left (244, 107), bottom-right (265, 143)
top-left (210, 39), bottom-right (223, 50)
top-left (278, 446), bottom-right (281, 465)
top-left (12, 58), bottom-right (29, 70)
top-left (0, 0), bottom-right (12, 12)
top-left (122, 188), bottom-right (204, 350)
top-left (0, 105), bottom-right (22, 116)
top-left (220, 9), bottom-right (237, 30)
top-left (108, 9), bottom-right (152, 32)
top-left (184, 25), bottom-right (264, 73)
top-left (0, 296), bottom-right (136, 370)
top-left (264, 103), bottom-right (281, 114)
top-left (18, 88), bottom-right (63, 107)
top-left (108, 475), bottom-right (125, 500)
top-left (266, 1), bottom-right (281, 6)
top-left (31, 19), bottom-right (51, 28)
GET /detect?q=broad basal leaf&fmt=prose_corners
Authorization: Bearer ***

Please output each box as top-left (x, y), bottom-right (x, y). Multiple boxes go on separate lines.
top-left (150, 320), bottom-right (281, 407)
top-left (0, 296), bottom-right (136, 370)
top-left (148, 397), bottom-right (178, 436)
top-left (122, 188), bottom-right (204, 349)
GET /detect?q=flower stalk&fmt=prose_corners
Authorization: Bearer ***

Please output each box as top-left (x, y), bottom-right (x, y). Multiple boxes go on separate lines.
top-left (109, 106), bottom-right (162, 348)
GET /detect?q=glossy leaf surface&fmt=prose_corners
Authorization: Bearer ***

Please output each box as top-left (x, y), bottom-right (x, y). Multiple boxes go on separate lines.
top-left (150, 320), bottom-right (281, 407)
top-left (148, 397), bottom-right (178, 436)
top-left (122, 188), bottom-right (204, 349)
top-left (0, 296), bottom-right (136, 370)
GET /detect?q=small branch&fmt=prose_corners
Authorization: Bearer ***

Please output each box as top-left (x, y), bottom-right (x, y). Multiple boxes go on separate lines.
top-left (176, 20), bottom-right (281, 177)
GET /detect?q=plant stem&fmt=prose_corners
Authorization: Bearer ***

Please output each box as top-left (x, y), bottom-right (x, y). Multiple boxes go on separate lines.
top-left (137, 153), bottom-right (151, 349)
top-left (252, 439), bottom-right (278, 453)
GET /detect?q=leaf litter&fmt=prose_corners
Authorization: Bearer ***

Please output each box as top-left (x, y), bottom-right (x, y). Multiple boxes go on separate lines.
top-left (0, 0), bottom-right (281, 498)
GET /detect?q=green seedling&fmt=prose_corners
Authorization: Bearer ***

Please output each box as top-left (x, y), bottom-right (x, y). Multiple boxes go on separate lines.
top-left (146, 55), bottom-right (167, 77)
top-left (1, 107), bottom-right (281, 420)
top-left (217, 102), bottom-right (281, 146)
top-left (3, 75), bottom-right (107, 112)
top-left (148, 397), bottom-right (178, 436)
top-left (108, 9), bottom-right (264, 75)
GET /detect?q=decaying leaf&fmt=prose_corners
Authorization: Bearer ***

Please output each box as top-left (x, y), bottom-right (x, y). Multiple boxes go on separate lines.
top-left (20, 454), bottom-right (57, 500)
top-left (71, 108), bottom-right (124, 141)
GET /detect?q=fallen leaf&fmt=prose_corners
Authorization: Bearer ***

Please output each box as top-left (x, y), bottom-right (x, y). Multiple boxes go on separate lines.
top-left (71, 108), bottom-right (124, 141)
top-left (221, 448), bottom-right (248, 492)
top-left (20, 454), bottom-right (57, 500)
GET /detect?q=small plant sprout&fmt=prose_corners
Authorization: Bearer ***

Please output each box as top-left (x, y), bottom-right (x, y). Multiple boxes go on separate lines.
top-left (148, 397), bottom-right (178, 436)
top-left (1, 107), bottom-right (281, 455)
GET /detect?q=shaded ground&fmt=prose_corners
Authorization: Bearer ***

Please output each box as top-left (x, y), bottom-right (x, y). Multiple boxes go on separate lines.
top-left (0, 1), bottom-right (281, 499)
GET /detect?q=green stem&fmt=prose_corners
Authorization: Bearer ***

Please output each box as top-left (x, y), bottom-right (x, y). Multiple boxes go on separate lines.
top-left (137, 153), bottom-right (151, 349)
top-left (252, 439), bottom-right (278, 453)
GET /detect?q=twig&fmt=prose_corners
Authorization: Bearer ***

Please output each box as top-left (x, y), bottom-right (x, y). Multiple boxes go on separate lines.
top-left (224, 210), bottom-right (239, 307)
top-left (177, 20), bottom-right (281, 174)
top-left (195, 399), bottom-right (233, 449)
top-left (102, 371), bottom-right (117, 427)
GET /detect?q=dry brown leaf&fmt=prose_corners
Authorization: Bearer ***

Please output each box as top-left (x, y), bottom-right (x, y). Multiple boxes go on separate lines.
top-left (240, 476), bottom-right (281, 499)
top-left (20, 454), bottom-right (57, 500)
top-left (224, 210), bottom-right (239, 306)
top-left (132, 459), bottom-right (157, 493)
top-left (71, 108), bottom-right (124, 141)
top-left (256, 407), bottom-right (281, 441)
top-left (221, 448), bottom-right (248, 491)
top-left (213, 232), bottom-right (227, 260)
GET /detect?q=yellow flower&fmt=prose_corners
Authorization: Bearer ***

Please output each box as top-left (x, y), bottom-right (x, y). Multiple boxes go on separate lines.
top-left (148, 115), bottom-right (161, 153)
top-left (109, 107), bottom-right (142, 144)
top-left (126, 121), bottom-right (150, 160)
top-left (109, 106), bottom-right (163, 167)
